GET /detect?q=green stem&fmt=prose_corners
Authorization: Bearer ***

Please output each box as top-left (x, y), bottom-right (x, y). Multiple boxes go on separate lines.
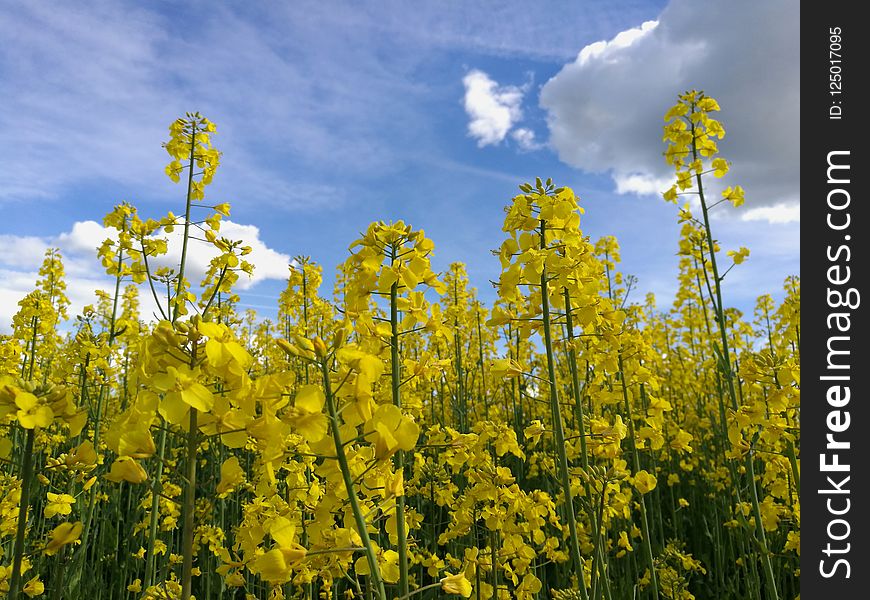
top-left (320, 361), bottom-right (387, 600)
top-left (564, 288), bottom-right (611, 599)
top-left (784, 441), bottom-right (800, 498)
top-left (75, 252), bottom-right (125, 583)
top-left (26, 315), bottom-right (39, 380)
top-left (180, 408), bottom-right (199, 600)
top-left (9, 429), bottom-right (36, 599)
top-left (476, 308), bottom-right (488, 421)
top-left (617, 356), bottom-right (660, 600)
top-left (690, 112), bottom-right (779, 600)
top-left (172, 121), bottom-right (198, 322)
top-left (539, 220), bottom-right (588, 600)
top-left (589, 481), bottom-right (608, 600)
top-left (389, 273), bottom-right (410, 599)
top-left (144, 428), bottom-right (168, 588)
top-left (50, 546), bottom-right (67, 600)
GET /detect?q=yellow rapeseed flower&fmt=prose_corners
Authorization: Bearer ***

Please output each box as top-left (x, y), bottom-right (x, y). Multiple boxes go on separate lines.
top-left (633, 470), bottom-right (658, 495)
top-left (440, 572), bottom-right (473, 597)
top-left (43, 521), bottom-right (83, 555)
top-left (44, 493), bottom-right (75, 519)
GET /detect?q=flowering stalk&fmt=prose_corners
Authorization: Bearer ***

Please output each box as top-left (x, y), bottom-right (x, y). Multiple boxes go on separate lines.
top-left (617, 354), bottom-right (659, 600)
top-left (76, 236), bottom-right (124, 571)
top-left (564, 288), bottom-right (611, 599)
top-left (662, 91), bottom-right (780, 599)
top-left (320, 359), bottom-right (387, 600)
top-left (389, 271), bottom-right (411, 599)
top-left (180, 406), bottom-right (199, 599)
top-left (8, 429), bottom-right (36, 600)
top-left (689, 110), bottom-right (779, 600)
top-left (539, 220), bottom-right (588, 600)
top-left (144, 428), bottom-right (167, 588)
top-left (172, 120), bottom-right (198, 323)
top-left (162, 113), bottom-right (219, 597)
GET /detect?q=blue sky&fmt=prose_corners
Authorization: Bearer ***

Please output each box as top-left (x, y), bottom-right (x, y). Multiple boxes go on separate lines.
top-left (0, 0), bottom-right (799, 330)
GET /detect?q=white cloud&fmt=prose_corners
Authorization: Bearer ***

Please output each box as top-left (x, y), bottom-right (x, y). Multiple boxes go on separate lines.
top-left (208, 221), bottom-right (293, 284)
top-left (0, 220), bottom-right (292, 332)
top-left (577, 20), bottom-right (658, 66)
top-left (613, 172), bottom-right (673, 196)
top-left (540, 0), bottom-right (799, 218)
top-left (741, 203), bottom-right (800, 224)
top-left (462, 70), bottom-right (546, 152)
top-left (510, 128), bottom-right (543, 151)
top-left (462, 69), bottom-right (524, 147)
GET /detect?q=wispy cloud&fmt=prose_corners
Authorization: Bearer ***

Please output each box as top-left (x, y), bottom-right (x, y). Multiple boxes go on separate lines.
top-left (0, 2), bottom-right (427, 210)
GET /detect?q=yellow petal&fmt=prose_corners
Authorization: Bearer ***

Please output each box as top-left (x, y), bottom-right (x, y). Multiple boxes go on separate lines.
top-left (293, 412), bottom-right (328, 444)
top-left (159, 393), bottom-right (189, 425)
top-left (181, 382), bottom-right (214, 412)
top-left (294, 385), bottom-right (325, 414)
top-left (23, 576), bottom-right (44, 598)
top-left (104, 457), bottom-right (148, 484)
top-left (381, 550), bottom-right (400, 584)
top-left (252, 548), bottom-right (291, 584)
top-left (44, 521), bottom-right (83, 556)
top-left (216, 456), bottom-right (246, 496)
top-left (268, 516), bottom-right (296, 548)
top-left (633, 470), bottom-right (657, 494)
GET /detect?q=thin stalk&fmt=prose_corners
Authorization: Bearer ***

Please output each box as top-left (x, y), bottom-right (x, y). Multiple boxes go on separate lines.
top-left (617, 357), bottom-right (660, 600)
top-left (180, 408), bottom-right (199, 599)
top-left (172, 121), bottom-right (198, 322)
top-left (476, 308), bottom-right (488, 421)
top-left (50, 546), bottom-right (67, 600)
top-left (564, 288), bottom-right (611, 600)
top-left (77, 249), bottom-right (125, 573)
top-left (389, 271), bottom-right (410, 599)
top-left (26, 315), bottom-right (39, 379)
top-left (453, 277), bottom-right (466, 432)
top-left (9, 429), bottom-right (36, 599)
top-left (589, 481), bottom-right (608, 600)
top-left (301, 266), bottom-right (314, 600)
top-left (690, 111), bottom-right (779, 600)
top-left (539, 220), bottom-right (588, 600)
top-left (302, 266), bottom-right (311, 383)
top-left (321, 360), bottom-right (388, 600)
top-left (475, 510), bottom-right (481, 600)
top-left (144, 428), bottom-right (168, 588)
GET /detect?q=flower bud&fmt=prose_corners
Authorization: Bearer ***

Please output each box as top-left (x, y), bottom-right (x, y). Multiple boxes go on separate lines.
top-left (313, 337), bottom-right (327, 358)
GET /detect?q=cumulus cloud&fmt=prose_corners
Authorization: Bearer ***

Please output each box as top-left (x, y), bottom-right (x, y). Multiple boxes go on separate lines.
top-left (0, 220), bottom-right (292, 331)
top-left (462, 69), bottom-right (524, 147)
top-left (576, 20), bottom-right (659, 66)
top-left (540, 0), bottom-right (799, 222)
